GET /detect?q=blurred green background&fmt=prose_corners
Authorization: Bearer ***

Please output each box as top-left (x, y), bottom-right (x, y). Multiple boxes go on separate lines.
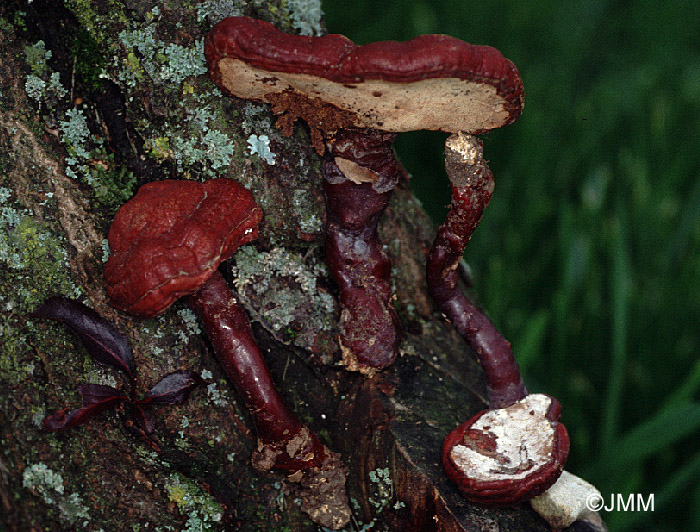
top-left (323, 1), bottom-right (700, 530)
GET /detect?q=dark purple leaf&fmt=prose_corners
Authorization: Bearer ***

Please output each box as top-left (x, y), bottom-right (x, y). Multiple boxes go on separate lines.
top-left (141, 370), bottom-right (203, 405)
top-left (79, 383), bottom-right (128, 405)
top-left (132, 403), bottom-right (155, 434)
top-left (42, 384), bottom-right (128, 432)
top-left (31, 296), bottom-right (136, 381)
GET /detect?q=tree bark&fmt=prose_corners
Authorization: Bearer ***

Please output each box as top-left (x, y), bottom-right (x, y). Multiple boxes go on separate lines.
top-left (1, 1), bottom-right (555, 530)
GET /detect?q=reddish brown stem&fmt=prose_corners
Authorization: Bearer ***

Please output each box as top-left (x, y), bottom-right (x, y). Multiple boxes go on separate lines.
top-left (188, 270), bottom-right (328, 472)
top-left (323, 129), bottom-right (401, 374)
top-left (426, 134), bottom-right (526, 408)
top-left (189, 271), bottom-right (351, 529)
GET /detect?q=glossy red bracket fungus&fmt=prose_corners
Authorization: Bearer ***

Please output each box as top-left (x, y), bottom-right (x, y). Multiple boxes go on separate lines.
top-left (204, 17), bottom-right (523, 138)
top-left (205, 16), bottom-right (522, 374)
top-left (104, 179), bottom-right (350, 529)
top-left (443, 394), bottom-right (569, 505)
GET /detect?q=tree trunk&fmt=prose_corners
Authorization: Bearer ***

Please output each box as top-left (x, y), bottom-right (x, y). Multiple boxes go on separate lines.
top-left (1, 1), bottom-right (555, 530)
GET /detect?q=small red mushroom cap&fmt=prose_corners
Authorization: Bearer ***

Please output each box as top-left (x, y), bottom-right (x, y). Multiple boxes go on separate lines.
top-left (105, 179), bottom-right (262, 317)
top-left (205, 16), bottom-right (523, 134)
top-left (442, 394), bottom-right (569, 505)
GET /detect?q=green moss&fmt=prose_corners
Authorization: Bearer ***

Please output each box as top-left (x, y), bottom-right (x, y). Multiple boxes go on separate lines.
top-left (149, 136), bottom-right (172, 160)
top-left (0, 185), bottom-right (85, 386)
top-left (0, 314), bottom-right (36, 384)
top-left (125, 51), bottom-right (145, 82)
top-left (24, 40), bottom-right (52, 77)
top-left (88, 156), bottom-right (137, 213)
top-left (70, 27), bottom-right (108, 92)
top-left (0, 16), bottom-right (14, 33)
top-left (0, 202), bottom-right (82, 312)
top-left (64, 0), bottom-right (127, 45)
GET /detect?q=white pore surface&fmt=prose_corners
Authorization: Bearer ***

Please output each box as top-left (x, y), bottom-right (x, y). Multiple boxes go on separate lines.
top-left (218, 58), bottom-right (511, 133)
top-left (449, 394), bottom-right (555, 481)
top-left (530, 470), bottom-right (601, 529)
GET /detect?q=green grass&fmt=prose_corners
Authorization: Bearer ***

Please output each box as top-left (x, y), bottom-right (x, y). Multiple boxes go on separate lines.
top-left (323, 1), bottom-right (700, 530)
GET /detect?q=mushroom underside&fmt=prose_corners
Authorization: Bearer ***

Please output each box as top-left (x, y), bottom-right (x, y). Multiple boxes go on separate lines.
top-left (216, 57), bottom-right (512, 133)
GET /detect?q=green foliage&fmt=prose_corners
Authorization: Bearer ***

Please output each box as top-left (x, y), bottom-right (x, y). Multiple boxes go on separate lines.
top-left (324, 2), bottom-right (700, 531)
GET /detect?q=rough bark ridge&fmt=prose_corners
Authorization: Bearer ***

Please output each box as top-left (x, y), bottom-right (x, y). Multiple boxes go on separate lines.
top-left (1, 1), bottom-right (554, 530)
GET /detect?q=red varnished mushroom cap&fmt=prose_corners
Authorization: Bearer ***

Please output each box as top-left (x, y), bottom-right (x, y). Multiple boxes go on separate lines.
top-left (205, 16), bottom-right (523, 134)
top-left (206, 16), bottom-right (356, 78)
top-left (442, 394), bottom-right (570, 505)
top-left (105, 179), bottom-right (262, 317)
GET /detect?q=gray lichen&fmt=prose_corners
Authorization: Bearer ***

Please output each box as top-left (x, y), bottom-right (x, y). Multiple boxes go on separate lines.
top-left (196, 0), bottom-right (244, 25)
top-left (292, 188), bottom-right (322, 234)
top-left (164, 472), bottom-right (223, 532)
top-left (234, 246), bottom-right (333, 321)
top-left (247, 133), bottom-right (276, 165)
top-left (230, 245), bottom-right (338, 362)
top-left (59, 108), bottom-right (90, 159)
top-left (176, 308), bottom-right (202, 344)
top-left (286, 0), bottom-right (323, 36)
top-left (21, 36), bottom-right (136, 213)
top-left (117, 26), bottom-right (207, 87)
top-left (22, 463), bottom-right (91, 526)
top-left (24, 74), bottom-right (46, 101)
